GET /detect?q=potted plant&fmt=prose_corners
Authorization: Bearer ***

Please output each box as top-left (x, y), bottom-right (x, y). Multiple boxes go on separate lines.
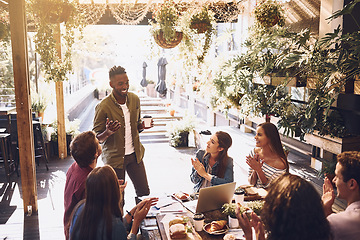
top-left (222, 203), bottom-right (240, 228)
top-left (150, 0), bottom-right (183, 49)
top-left (188, 7), bottom-right (216, 63)
top-left (146, 80), bottom-right (156, 98)
top-left (28, 0), bottom-right (84, 82)
top-left (166, 112), bottom-right (197, 147)
top-left (190, 7), bottom-right (214, 34)
top-left (31, 92), bottom-right (48, 120)
top-left (245, 200), bottom-right (264, 216)
top-left (50, 118), bottom-right (80, 155)
top-left (254, 0), bottom-right (285, 28)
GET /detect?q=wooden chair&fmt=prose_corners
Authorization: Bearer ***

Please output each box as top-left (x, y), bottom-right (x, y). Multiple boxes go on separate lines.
top-left (0, 133), bottom-right (18, 181)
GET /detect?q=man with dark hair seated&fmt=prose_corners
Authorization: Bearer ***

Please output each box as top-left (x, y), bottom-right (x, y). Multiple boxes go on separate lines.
top-left (322, 151), bottom-right (360, 240)
top-left (63, 131), bottom-right (102, 240)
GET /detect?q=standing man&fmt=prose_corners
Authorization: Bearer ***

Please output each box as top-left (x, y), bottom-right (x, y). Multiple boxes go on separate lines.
top-left (322, 151), bottom-right (360, 240)
top-left (93, 65), bottom-right (152, 201)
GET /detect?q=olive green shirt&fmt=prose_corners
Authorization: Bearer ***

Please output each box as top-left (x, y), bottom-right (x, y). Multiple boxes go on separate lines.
top-left (93, 92), bottom-right (145, 169)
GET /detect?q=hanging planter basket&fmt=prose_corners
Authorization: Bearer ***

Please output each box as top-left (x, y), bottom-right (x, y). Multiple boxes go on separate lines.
top-left (190, 22), bottom-right (211, 34)
top-left (154, 30), bottom-right (183, 49)
top-left (254, 0), bottom-right (285, 28)
top-left (258, 15), bottom-right (279, 28)
top-left (0, 21), bottom-right (8, 40)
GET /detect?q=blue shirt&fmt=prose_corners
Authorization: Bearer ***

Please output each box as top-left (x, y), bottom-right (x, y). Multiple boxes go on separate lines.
top-left (69, 203), bottom-right (134, 240)
top-left (190, 150), bottom-right (234, 193)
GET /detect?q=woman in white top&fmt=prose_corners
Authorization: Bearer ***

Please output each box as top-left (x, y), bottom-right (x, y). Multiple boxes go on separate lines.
top-left (248, 122), bottom-right (289, 188)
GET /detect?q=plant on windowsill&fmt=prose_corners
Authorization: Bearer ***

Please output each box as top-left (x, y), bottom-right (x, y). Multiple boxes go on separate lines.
top-left (150, 0), bottom-right (183, 49)
top-left (166, 112), bottom-right (197, 147)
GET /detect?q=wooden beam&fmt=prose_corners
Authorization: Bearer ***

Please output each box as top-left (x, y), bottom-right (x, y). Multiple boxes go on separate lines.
top-left (54, 24), bottom-right (67, 159)
top-left (319, 0), bottom-right (344, 38)
top-left (9, 0), bottom-right (38, 214)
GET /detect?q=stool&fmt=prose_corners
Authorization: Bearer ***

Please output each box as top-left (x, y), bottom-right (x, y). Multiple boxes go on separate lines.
top-left (0, 133), bottom-right (18, 182)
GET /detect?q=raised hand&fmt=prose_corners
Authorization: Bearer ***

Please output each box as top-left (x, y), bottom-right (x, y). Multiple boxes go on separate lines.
top-left (246, 153), bottom-right (263, 172)
top-left (105, 118), bottom-right (121, 133)
top-left (133, 197), bottom-right (158, 221)
top-left (235, 205), bottom-right (253, 240)
top-left (118, 179), bottom-right (127, 194)
top-left (249, 212), bottom-right (265, 240)
top-left (191, 158), bottom-right (206, 177)
top-left (322, 177), bottom-right (335, 216)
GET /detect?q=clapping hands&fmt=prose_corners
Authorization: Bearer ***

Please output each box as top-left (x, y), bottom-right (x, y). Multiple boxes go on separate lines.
top-left (191, 158), bottom-right (206, 177)
top-left (236, 206), bottom-right (265, 240)
top-left (246, 153), bottom-right (263, 172)
top-left (133, 197), bottom-right (159, 221)
top-left (322, 177), bottom-right (335, 216)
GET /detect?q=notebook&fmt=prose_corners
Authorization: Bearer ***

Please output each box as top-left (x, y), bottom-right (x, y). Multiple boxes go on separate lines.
top-left (184, 182), bottom-right (236, 213)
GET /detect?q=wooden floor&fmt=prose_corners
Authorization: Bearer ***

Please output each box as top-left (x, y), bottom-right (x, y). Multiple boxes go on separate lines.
top-left (0, 125), bottom-right (347, 240)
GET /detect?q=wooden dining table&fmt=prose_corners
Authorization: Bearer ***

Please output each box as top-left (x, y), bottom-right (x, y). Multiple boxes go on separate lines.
top-left (141, 199), bottom-right (246, 240)
top-left (140, 187), bottom-right (267, 240)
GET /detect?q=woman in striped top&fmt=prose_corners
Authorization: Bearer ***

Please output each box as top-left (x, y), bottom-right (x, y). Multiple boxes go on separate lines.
top-left (247, 122), bottom-right (289, 188)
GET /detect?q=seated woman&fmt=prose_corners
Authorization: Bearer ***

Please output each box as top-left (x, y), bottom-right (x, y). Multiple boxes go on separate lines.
top-left (236, 174), bottom-right (331, 240)
top-left (190, 131), bottom-right (233, 192)
top-left (247, 122), bottom-right (289, 188)
top-left (69, 165), bottom-right (158, 240)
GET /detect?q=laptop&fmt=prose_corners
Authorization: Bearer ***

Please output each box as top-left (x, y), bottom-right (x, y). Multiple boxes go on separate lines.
top-left (184, 182), bottom-right (236, 213)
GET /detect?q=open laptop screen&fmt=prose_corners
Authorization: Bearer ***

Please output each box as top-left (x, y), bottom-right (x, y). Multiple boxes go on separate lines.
top-left (195, 182), bottom-right (236, 213)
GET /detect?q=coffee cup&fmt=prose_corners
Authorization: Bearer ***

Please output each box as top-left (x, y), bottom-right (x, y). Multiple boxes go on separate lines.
top-left (234, 188), bottom-right (245, 204)
top-left (193, 213), bottom-right (205, 231)
top-left (143, 115), bottom-right (152, 128)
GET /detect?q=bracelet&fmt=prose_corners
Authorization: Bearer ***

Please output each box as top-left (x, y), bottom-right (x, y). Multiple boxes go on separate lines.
top-left (126, 210), bottom-right (133, 219)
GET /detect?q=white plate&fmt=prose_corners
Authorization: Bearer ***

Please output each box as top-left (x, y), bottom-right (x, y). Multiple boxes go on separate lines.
top-left (172, 192), bottom-right (190, 202)
top-left (203, 222), bottom-right (229, 235)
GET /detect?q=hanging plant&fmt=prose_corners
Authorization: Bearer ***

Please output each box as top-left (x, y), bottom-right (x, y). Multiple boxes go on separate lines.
top-left (189, 7), bottom-right (216, 63)
top-left (254, 0), bottom-right (285, 28)
top-left (0, 14), bottom-right (9, 41)
top-left (28, 0), bottom-right (84, 82)
top-left (190, 7), bottom-right (214, 34)
top-left (150, 0), bottom-right (183, 48)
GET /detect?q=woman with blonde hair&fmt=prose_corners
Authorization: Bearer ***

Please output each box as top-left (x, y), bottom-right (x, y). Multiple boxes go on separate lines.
top-left (247, 122), bottom-right (289, 188)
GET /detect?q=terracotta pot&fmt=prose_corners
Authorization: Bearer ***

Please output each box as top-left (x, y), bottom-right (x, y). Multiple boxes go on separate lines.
top-left (169, 109), bottom-right (175, 116)
top-left (154, 30), bottom-right (183, 49)
top-left (258, 15), bottom-right (279, 28)
top-left (38, 112), bottom-right (44, 121)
